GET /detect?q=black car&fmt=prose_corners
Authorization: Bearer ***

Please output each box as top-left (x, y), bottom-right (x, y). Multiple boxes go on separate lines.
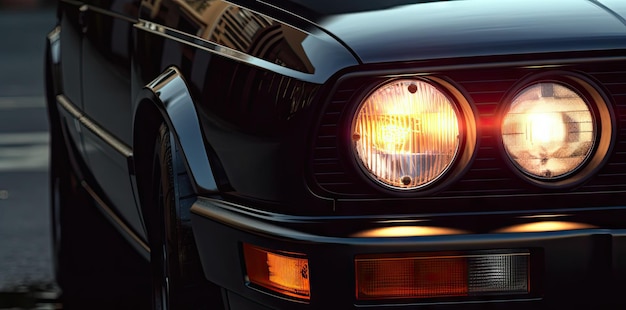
top-left (45, 0), bottom-right (626, 309)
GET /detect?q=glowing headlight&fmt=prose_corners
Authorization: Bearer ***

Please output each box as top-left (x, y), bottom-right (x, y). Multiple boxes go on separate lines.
top-left (352, 79), bottom-right (460, 190)
top-left (501, 83), bottom-right (595, 179)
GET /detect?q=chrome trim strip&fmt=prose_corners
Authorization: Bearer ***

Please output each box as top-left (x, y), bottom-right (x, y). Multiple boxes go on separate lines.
top-left (134, 20), bottom-right (317, 83)
top-left (80, 115), bottom-right (133, 157)
top-left (56, 94), bottom-right (81, 119)
top-left (82, 180), bottom-right (150, 253)
top-left (56, 94), bottom-right (133, 158)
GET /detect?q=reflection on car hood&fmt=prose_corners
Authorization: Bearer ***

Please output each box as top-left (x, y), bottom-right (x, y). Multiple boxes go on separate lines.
top-left (277, 0), bottom-right (626, 63)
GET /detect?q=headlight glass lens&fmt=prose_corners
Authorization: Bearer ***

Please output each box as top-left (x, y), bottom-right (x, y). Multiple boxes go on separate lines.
top-left (352, 80), bottom-right (460, 190)
top-left (501, 83), bottom-right (595, 179)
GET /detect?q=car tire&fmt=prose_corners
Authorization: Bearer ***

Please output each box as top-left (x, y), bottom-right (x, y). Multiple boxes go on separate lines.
top-left (150, 124), bottom-right (221, 310)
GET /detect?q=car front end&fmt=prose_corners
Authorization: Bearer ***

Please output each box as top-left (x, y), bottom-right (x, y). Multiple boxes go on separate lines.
top-left (182, 1), bottom-right (626, 309)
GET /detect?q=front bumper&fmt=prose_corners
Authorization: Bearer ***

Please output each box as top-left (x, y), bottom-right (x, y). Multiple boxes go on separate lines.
top-left (191, 197), bottom-right (626, 309)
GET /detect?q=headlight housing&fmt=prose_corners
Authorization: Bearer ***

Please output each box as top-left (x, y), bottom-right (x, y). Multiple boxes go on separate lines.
top-left (501, 75), bottom-right (613, 186)
top-left (501, 82), bottom-right (595, 179)
top-left (351, 79), bottom-right (466, 190)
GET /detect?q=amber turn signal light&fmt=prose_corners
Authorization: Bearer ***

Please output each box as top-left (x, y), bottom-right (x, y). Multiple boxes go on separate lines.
top-left (355, 251), bottom-right (529, 300)
top-left (243, 243), bottom-right (311, 301)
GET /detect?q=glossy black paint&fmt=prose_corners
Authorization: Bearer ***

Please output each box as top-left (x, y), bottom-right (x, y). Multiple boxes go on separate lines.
top-left (139, 67), bottom-right (218, 193)
top-left (46, 0), bottom-right (626, 309)
top-left (136, 0), bottom-right (359, 81)
top-left (132, 0), bottom-right (358, 212)
top-left (315, 0), bottom-right (626, 63)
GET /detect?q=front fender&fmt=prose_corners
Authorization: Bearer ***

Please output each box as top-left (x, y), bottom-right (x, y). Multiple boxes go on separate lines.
top-left (133, 66), bottom-right (219, 195)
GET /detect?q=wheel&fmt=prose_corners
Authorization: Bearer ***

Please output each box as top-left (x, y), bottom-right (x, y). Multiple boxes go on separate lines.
top-left (149, 124), bottom-right (222, 310)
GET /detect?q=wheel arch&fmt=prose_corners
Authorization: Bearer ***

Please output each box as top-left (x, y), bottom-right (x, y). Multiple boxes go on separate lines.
top-left (132, 67), bottom-right (220, 234)
top-left (132, 68), bottom-right (226, 307)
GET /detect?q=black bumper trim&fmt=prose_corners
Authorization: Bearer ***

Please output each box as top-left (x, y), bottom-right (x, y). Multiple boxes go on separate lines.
top-left (190, 197), bottom-right (626, 309)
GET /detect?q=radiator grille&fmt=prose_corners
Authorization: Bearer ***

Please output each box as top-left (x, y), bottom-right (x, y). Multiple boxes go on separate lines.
top-left (311, 58), bottom-right (626, 198)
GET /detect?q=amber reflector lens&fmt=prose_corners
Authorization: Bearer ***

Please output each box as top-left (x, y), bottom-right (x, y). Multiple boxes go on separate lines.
top-left (501, 83), bottom-right (595, 179)
top-left (352, 79), bottom-right (460, 190)
top-left (243, 244), bottom-right (310, 300)
top-left (355, 252), bottom-right (529, 300)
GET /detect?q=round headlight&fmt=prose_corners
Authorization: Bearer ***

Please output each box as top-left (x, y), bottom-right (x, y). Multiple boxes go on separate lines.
top-left (352, 79), bottom-right (460, 190)
top-left (501, 82), bottom-right (595, 180)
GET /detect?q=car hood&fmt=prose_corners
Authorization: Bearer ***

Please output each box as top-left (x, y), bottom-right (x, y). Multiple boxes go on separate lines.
top-left (283, 0), bottom-right (626, 63)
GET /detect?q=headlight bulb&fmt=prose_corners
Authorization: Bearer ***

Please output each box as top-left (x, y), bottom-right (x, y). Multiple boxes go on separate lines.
top-left (501, 82), bottom-right (595, 179)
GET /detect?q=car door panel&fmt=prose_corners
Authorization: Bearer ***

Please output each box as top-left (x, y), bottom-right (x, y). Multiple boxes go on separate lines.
top-left (80, 0), bottom-right (146, 240)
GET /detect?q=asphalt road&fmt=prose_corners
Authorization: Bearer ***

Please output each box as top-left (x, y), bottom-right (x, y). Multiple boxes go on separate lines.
top-left (0, 7), bottom-right (59, 308)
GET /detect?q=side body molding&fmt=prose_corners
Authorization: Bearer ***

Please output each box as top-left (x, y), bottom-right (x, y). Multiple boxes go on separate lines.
top-left (135, 67), bottom-right (219, 194)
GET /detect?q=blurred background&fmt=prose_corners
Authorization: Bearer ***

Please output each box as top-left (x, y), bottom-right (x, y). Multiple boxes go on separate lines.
top-left (0, 0), bottom-right (60, 309)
